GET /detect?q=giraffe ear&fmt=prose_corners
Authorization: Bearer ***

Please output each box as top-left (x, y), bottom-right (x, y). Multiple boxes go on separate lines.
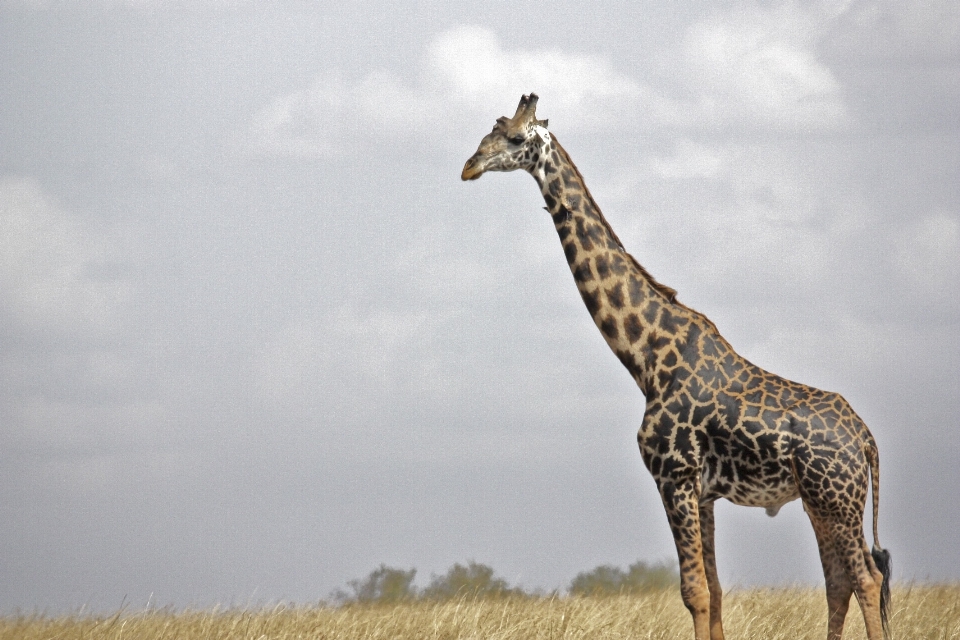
top-left (539, 119), bottom-right (549, 128)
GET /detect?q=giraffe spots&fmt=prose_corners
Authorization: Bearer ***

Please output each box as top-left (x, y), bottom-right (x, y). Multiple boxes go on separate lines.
top-left (659, 309), bottom-right (683, 334)
top-left (674, 425), bottom-right (696, 459)
top-left (595, 254), bottom-right (611, 279)
top-left (778, 386), bottom-right (796, 406)
top-left (563, 241), bottom-right (578, 265)
top-left (694, 428), bottom-right (710, 459)
top-left (789, 416), bottom-right (810, 439)
top-left (756, 432), bottom-right (779, 457)
top-left (701, 334), bottom-right (723, 359)
top-left (715, 391), bottom-right (741, 430)
top-left (691, 404), bottom-right (714, 428)
top-left (575, 217), bottom-right (593, 251)
top-left (706, 416), bottom-right (731, 444)
top-left (696, 360), bottom-right (724, 390)
top-left (648, 332), bottom-right (672, 354)
top-left (743, 420), bottom-right (763, 435)
top-left (686, 376), bottom-right (712, 404)
top-left (547, 177), bottom-right (561, 199)
top-left (649, 456), bottom-right (662, 476)
top-left (657, 369), bottom-right (675, 391)
top-left (624, 313), bottom-right (643, 344)
top-left (579, 288), bottom-right (601, 317)
top-left (719, 458), bottom-right (735, 482)
top-left (614, 348), bottom-right (638, 371)
top-left (566, 193), bottom-right (582, 210)
top-left (678, 323), bottom-right (703, 370)
top-left (761, 409), bottom-right (781, 430)
top-left (642, 300), bottom-right (660, 326)
top-left (585, 223), bottom-right (607, 251)
top-left (573, 260), bottom-right (594, 283)
top-left (600, 315), bottom-right (619, 340)
top-left (609, 253), bottom-right (628, 275)
top-left (666, 393), bottom-right (693, 424)
top-left (731, 440), bottom-right (761, 470)
top-left (659, 455), bottom-right (688, 480)
top-left (605, 282), bottom-right (625, 309)
top-left (720, 354), bottom-right (741, 381)
top-left (548, 200), bottom-right (562, 220)
top-left (629, 276), bottom-right (648, 308)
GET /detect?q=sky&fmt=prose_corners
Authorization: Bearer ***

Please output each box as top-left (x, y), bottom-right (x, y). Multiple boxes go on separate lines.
top-left (1, 0), bottom-right (958, 614)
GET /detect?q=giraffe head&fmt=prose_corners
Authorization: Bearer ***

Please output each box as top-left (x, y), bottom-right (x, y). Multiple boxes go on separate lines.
top-left (461, 93), bottom-right (550, 181)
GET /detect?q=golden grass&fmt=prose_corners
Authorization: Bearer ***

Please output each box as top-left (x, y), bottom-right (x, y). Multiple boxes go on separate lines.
top-left (2, 585), bottom-right (958, 640)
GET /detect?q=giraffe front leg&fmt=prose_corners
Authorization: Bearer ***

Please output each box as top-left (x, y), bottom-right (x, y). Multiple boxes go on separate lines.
top-left (699, 501), bottom-right (725, 640)
top-left (660, 477), bottom-right (712, 640)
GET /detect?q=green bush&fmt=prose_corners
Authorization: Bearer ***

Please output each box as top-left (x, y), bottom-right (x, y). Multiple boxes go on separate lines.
top-left (568, 560), bottom-right (678, 596)
top-left (421, 561), bottom-right (523, 600)
top-left (339, 564), bottom-right (418, 604)
top-left (334, 559), bottom-right (678, 604)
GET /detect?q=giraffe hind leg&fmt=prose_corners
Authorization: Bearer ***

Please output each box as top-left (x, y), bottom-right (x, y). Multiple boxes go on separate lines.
top-left (807, 510), bottom-right (853, 640)
top-left (830, 520), bottom-right (885, 640)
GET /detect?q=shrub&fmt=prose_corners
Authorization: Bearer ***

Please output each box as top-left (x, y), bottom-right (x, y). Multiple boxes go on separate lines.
top-left (421, 561), bottom-right (523, 600)
top-left (339, 564), bottom-right (418, 604)
top-left (568, 560), bottom-right (678, 596)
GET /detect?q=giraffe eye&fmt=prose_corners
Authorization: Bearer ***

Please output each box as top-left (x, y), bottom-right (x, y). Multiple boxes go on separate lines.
top-left (508, 135), bottom-right (525, 145)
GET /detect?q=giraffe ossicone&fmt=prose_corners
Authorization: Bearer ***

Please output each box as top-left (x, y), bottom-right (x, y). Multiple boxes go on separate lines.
top-left (462, 94), bottom-right (892, 640)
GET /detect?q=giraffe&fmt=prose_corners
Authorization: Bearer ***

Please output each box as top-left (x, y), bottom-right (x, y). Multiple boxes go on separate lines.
top-left (461, 94), bottom-right (892, 640)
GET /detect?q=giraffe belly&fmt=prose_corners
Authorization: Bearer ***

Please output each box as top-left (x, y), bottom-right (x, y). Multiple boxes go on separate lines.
top-left (701, 463), bottom-right (800, 516)
top-left (728, 482), bottom-right (800, 516)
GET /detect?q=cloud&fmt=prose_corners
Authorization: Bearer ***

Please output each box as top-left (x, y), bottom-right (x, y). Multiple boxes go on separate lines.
top-left (247, 10), bottom-right (849, 158)
top-left (253, 305), bottom-right (436, 409)
top-left (427, 26), bottom-right (643, 126)
top-left (248, 72), bottom-right (433, 159)
top-left (0, 177), bottom-right (135, 335)
top-left (824, 0), bottom-right (960, 63)
top-left (0, 177), bottom-right (160, 455)
top-left (246, 27), bottom-right (641, 158)
top-left (658, 5), bottom-right (846, 129)
top-left (894, 210), bottom-right (960, 315)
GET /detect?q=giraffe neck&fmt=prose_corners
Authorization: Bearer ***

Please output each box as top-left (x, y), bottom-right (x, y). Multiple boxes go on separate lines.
top-left (528, 134), bottom-right (689, 397)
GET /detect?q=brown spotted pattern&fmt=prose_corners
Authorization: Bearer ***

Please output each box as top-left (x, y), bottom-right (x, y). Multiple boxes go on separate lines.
top-left (462, 95), bottom-right (891, 640)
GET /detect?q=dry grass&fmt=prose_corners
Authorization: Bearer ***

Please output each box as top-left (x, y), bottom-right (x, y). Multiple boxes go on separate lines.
top-left (2, 585), bottom-right (958, 640)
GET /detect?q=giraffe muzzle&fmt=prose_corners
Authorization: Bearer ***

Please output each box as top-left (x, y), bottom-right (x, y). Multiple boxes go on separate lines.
top-left (461, 155), bottom-right (484, 181)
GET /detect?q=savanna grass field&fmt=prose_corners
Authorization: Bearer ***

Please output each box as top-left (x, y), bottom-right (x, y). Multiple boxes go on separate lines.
top-left (3, 585), bottom-right (959, 640)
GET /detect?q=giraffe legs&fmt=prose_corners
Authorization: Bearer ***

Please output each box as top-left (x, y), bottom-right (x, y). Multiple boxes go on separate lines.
top-left (699, 501), bottom-right (725, 640)
top-left (833, 520), bottom-right (885, 640)
top-left (807, 507), bottom-right (886, 640)
top-left (660, 478), bottom-right (712, 640)
top-left (807, 510), bottom-right (853, 640)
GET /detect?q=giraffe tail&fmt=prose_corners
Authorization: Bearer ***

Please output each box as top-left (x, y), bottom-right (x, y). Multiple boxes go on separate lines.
top-left (867, 440), bottom-right (892, 638)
